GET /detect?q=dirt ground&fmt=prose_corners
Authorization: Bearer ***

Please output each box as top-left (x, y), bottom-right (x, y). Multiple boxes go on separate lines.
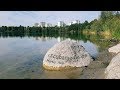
top-left (78, 49), bottom-right (116, 79)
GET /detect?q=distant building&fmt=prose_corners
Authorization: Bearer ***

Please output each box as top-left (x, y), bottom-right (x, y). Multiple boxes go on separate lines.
top-left (34, 23), bottom-right (39, 27)
top-left (71, 20), bottom-right (80, 24)
top-left (68, 22), bottom-right (73, 26)
top-left (45, 23), bottom-right (52, 27)
top-left (40, 22), bottom-right (46, 27)
top-left (57, 21), bottom-right (66, 27)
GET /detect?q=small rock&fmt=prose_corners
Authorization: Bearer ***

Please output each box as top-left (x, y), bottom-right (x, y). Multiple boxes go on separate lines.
top-left (108, 43), bottom-right (120, 54)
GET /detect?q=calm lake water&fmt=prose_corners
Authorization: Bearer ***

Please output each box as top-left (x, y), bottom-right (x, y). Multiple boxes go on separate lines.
top-left (0, 35), bottom-right (114, 79)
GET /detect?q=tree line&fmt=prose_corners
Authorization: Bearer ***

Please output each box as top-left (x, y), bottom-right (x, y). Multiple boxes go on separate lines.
top-left (0, 11), bottom-right (120, 39)
top-left (84, 11), bottom-right (120, 39)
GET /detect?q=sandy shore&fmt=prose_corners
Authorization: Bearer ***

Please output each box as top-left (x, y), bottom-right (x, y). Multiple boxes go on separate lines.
top-left (41, 48), bottom-right (116, 79)
top-left (78, 50), bottom-right (112, 79)
top-left (76, 40), bottom-right (120, 79)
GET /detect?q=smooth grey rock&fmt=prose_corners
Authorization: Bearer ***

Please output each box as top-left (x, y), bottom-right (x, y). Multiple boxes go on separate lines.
top-left (105, 53), bottom-right (120, 79)
top-left (43, 40), bottom-right (93, 70)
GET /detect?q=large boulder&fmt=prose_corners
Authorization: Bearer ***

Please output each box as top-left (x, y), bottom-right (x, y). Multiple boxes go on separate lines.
top-left (108, 43), bottom-right (120, 54)
top-left (43, 40), bottom-right (93, 70)
top-left (105, 53), bottom-right (120, 79)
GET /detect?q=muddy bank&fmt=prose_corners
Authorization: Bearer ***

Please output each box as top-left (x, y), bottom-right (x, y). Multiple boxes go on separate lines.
top-left (77, 42), bottom-right (118, 79)
top-left (40, 41), bottom-right (119, 79)
top-left (40, 49), bottom-right (114, 79)
top-left (78, 50), bottom-right (113, 79)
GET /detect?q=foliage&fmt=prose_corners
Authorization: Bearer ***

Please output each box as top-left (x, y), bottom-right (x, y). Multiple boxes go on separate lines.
top-left (0, 11), bottom-right (120, 39)
top-left (87, 11), bottom-right (120, 39)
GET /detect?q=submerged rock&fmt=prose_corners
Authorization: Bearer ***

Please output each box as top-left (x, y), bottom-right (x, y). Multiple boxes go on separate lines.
top-left (108, 43), bottom-right (120, 54)
top-left (43, 40), bottom-right (93, 70)
top-left (105, 53), bottom-right (120, 79)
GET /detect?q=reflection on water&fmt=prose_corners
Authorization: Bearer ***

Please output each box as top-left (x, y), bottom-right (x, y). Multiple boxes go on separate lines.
top-left (79, 41), bottom-right (99, 58)
top-left (0, 33), bottom-right (114, 79)
top-left (42, 68), bottom-right (83, 79)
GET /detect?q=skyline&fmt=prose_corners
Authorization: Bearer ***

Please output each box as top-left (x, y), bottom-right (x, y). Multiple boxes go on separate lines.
top-left (0, 11), bottom-right (101, 26)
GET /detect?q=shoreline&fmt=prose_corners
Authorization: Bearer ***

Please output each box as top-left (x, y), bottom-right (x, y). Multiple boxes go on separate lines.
top-left (77, 46), bottom-right (117, 79)
top-left (41, 49), bottom-right (115, 79)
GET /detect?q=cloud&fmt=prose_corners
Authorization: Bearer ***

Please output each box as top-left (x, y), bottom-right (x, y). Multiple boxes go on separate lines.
top-left (0, 11), bottom-right (100, 26)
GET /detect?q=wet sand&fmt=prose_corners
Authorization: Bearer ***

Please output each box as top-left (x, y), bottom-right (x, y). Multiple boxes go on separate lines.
top-left (76, 41), bottom-right (118, 79)
top-left (78, 50), bottom-right (113, 79)
top-left (40, 42), bottom-right (118, 79)
top-left (41, 50), bottom-right (113, 79)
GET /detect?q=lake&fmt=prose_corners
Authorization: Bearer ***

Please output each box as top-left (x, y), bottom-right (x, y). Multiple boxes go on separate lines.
top-left (0, 33), bottom-right (117, 79)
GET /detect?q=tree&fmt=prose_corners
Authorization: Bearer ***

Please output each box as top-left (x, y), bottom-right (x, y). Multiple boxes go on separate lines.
top-left (115, 11), bottom-right (120, 18)
top-left (100, 11), bottom-right (114, 20)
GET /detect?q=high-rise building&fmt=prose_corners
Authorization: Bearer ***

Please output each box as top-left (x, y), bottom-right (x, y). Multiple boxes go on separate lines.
top-left (57, 21), bottom-right (66, 27)
top-left (34, 23), bottom-right (39, 27)
top-left (40, 22), bottom-right (46, 27)
top-left (68, 22), bottom-right (73, 26)
top-left (72, 20), bottom-right (80, 24)
top-left (45, 23), bottom-right (52, 27)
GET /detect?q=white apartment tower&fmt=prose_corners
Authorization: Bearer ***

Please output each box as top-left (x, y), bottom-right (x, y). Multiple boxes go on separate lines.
top-left (45, 23), bottom-right (52, 27)
top-left (72, 20), bottom-right (80, 24)
top-left (34, 23), bottom-right (39, 27)
top-left (40, 22), bottom-right (46, 27)
top-left (57, 21), bottom-right (65, 27)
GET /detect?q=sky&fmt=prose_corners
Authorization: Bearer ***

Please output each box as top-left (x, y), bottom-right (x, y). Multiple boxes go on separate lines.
top-left (0, 11), bottom-right (101, 26)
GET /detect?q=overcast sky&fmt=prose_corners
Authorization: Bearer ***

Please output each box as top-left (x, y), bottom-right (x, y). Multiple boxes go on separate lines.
top-left (0, 11), bottom-right (101, 26)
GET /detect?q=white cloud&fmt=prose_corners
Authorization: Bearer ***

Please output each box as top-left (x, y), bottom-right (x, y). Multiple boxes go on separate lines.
top-left (0, 11), bottom-right (100, 26)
